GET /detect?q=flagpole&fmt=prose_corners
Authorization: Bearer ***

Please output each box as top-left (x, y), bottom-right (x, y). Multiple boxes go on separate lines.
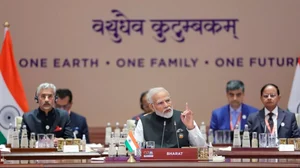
top-left (3, 22), bottom-right (9, 37)
top-left (3, 22), bottom-right (9, 28)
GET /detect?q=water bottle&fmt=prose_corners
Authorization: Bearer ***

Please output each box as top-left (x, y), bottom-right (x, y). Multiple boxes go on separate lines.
top-left (114, 122), bottom-right (121, 144)
top-left (105, 122), bottom-right (112, 145)
top-left (242, 124), bottom-right (250, 148)
top-left (200, 122), bottom-right (207, 142)
top-left (7, 123), bottom-right (13, 145)
top-left (29, 132), bottom-right (36, 148)
top-left (20, 125), bottom-right (28, 148)
top-left (251, 132), bottom-right (258, 148)
top-left (81, 134), bottom-right (86, 152)
top-left (208, 129), bottom-right (214, 144)
top-left (232, 125), bottom-right (241, 148)
top-left (122, 124), bottom-right (128, 135)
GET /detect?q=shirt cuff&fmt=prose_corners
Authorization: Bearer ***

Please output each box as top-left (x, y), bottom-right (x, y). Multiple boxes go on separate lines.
top-left (186, 125), bottom-right (199, 134)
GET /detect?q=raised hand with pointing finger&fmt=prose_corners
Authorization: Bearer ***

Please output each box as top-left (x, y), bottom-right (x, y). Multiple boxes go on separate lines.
top-left (181, 102), bottom-right (195, 130)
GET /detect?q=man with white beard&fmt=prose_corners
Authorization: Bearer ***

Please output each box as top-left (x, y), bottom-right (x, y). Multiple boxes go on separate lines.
top-left (134, 87), bottom-right (206, 148)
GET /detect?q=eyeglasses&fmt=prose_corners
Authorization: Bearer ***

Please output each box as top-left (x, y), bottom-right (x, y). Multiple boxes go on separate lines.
top-left (262, 94), bottom-right (277, 98)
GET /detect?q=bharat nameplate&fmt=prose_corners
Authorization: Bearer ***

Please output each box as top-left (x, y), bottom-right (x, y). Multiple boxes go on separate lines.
top-left (140, 148), bottom-right (198, 162)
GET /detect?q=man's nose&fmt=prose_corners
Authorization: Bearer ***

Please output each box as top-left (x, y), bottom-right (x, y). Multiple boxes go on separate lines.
top-left (233, 95), bottom-right (237, 100)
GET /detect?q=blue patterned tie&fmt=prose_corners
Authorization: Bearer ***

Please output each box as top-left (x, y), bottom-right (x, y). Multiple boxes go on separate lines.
top-left (268, 113), bottom-right (274, 131)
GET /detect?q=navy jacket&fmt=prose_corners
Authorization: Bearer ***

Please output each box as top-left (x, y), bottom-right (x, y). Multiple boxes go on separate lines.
top-left (21, 108), bottom-right (73, 139)
top-left (70, 111), bottom-right (90, 143)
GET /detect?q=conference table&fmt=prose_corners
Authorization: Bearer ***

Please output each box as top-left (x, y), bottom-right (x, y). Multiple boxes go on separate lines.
top-left (2, 150), bottom-right (300, 168)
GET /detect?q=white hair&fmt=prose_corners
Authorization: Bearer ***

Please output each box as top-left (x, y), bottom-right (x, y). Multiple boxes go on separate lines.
top-left (36, 83), bottom-right (56, 95)
top-left (146, 87), bottom-right (170, 104)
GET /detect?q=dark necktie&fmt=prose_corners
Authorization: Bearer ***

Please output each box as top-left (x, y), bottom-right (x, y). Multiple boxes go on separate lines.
top-left (268, 113), bottom-right (274, 131)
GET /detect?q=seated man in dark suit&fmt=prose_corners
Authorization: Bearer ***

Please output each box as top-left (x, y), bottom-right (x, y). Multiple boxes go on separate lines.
top-left (247, 83), bottom-right (299, 138)
top-left (21, 83), bottom-right (73, 139)
top-left (210, 80), bottom-right (258, 131)
top-left (56, 89), bottom-right (90, 143)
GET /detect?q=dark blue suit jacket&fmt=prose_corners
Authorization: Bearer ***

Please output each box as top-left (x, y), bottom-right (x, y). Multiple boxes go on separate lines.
top-left (247, 108), bottom-right (300, 138)
top-left (21, 108), bottom-right (73, 139)
top-left (70, 111), bottom-right (90, 143)
top-left (210, 103), bottom-right (258, 130)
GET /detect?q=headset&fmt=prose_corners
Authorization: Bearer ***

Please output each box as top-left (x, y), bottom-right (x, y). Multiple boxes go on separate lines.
top-left (34, 92), bottom-right (58, 103)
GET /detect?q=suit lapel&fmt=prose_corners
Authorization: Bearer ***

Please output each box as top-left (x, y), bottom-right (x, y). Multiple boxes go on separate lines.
top-left (34, 109), bottom-right (44, 133)
top-left (49, 109), bottom-right (61, 133)
top-left (240, 104), bottom-right (248, 130)
top-left (259, 109), bottom-right (266, 132)
top-left (225, 105), bottom-right (231, 130)
top-left (277, 108), bottom-right (285, 130)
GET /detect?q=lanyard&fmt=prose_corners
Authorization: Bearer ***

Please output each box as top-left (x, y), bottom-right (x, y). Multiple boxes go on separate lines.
top-left (265, 114), bottom-right (278, 134)
top-left (230, 112), bottom-right (242, 131)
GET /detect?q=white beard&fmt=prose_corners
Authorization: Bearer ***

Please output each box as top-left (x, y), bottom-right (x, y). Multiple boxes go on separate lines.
top-left (154, 107), bottom-right (174, 118)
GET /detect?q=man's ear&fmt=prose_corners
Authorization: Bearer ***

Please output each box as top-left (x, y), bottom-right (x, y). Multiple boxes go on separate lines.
top-left (149, 104), bottom-right (154, 111)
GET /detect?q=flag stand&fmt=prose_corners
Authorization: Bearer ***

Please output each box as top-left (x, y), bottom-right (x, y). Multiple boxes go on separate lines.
top-left (127, 152), bottom-right (136, 163)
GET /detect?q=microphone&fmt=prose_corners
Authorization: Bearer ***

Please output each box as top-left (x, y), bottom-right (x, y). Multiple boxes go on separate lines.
top-left (161, 121), bottom-right (166, 148)
top-left (297, 102), bottom-right (300, 113)
top-left (174, 121), bottom-right (180, 148)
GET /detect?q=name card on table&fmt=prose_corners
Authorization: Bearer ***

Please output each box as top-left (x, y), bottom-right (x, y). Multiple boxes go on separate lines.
top-left (140, 148), bottom-right (198, 162)
top-left (63, 145), bottom-right (80, 152)
top-left (278, 144), bottom-right (294, 151)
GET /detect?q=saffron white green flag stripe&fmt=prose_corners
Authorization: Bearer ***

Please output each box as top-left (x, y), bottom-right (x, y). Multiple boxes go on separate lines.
top-left (0, 25), bottom-right (29, 144)
top-left (125, 131), bottom-right (139, 153)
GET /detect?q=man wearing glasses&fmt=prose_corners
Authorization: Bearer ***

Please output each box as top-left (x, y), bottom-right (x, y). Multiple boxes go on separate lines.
top-left (247, 83), bottom-right (300, 138)
top-left (134, 87), bottom-right (206, 148)
top-left (56, 89), bottom-right (90, 143)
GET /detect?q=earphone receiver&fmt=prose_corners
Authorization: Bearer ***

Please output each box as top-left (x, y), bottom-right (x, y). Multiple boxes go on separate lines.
top-left (34, 92), bottom-right (58, 103)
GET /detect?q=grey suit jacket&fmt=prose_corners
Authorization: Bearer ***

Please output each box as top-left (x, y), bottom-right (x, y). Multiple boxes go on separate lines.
top-left (247, 108), bottom-right (299, 138)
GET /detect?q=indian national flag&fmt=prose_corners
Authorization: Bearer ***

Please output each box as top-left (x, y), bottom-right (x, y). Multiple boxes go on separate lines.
top-left (288, 57), bottom-right (300, 124)
top-left (125, 130), bottom-right (139, 153)
top-left (0, 24), bottom-right (29, 144)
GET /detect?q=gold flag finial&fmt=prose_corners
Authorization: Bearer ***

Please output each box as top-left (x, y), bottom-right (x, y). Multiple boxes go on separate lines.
top-left (4, 22), bottom-right (10, 28)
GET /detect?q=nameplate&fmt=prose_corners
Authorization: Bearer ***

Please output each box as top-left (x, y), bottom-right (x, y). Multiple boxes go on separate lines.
top-left (278, 144), bottom-right (294, 151)
top-left (63, 145), bottom-right (79, 152)
top-left (140, 148), bottom-right (198, 162)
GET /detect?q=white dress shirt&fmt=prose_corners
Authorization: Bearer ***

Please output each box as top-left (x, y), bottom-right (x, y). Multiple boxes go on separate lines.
top-left (229, 105), bottom-right (242, 129)
top-left (134, 119), bottom-right (207, 147)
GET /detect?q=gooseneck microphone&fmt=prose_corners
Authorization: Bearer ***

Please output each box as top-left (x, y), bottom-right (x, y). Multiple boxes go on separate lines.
top-left (174, 121), bottom-right (180, 148)
top-left (161, 121), bottom-right (166, 148)
top-left (297, 102), bottom-right (300, 113)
